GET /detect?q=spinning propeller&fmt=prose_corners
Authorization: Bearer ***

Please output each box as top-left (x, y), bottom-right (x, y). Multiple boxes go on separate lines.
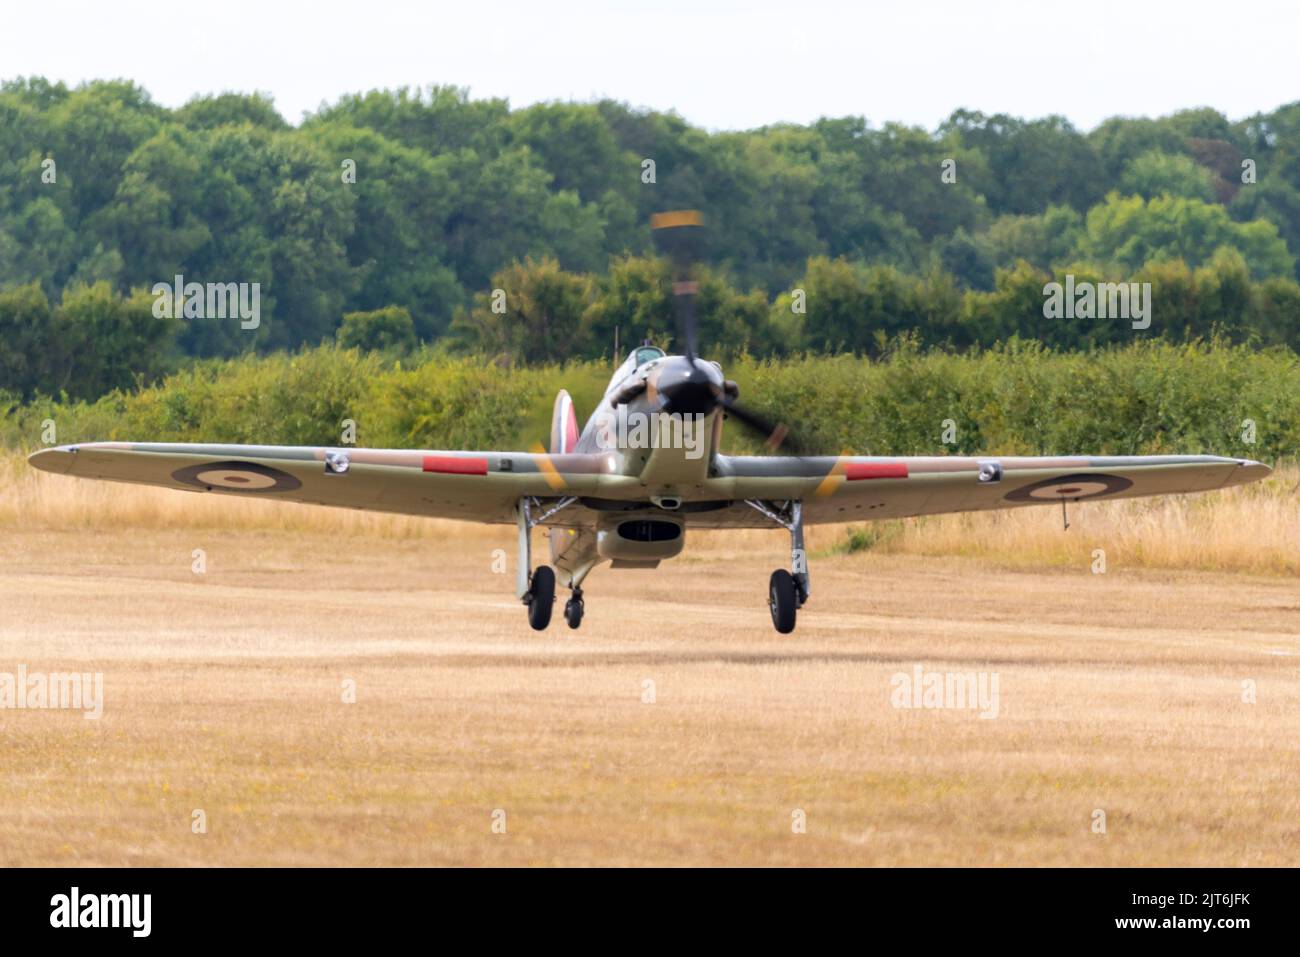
top-left (649, 211), bottom-right (796, 453)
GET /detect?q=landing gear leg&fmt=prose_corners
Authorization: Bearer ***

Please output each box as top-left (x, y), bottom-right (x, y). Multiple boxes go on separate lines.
top-left (516, 498), bottom-right (533, 602)
top-left (789, 501), bottom-right (809, 608)
top-left (515, 496), bottom-right (577, 632)
top-left (743, 499), bottom-right (809, 634)
top-left (516, 497), bottom-right (554, 630)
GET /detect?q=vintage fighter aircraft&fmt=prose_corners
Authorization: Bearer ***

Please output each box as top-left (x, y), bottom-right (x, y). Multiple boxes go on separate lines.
top-left (28, 212), bottom-right (1272, 633)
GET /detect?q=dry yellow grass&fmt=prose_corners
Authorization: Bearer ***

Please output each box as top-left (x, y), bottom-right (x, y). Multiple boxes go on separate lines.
top-left (2, 526), bottom-right (1298, 866)
top-left (0, 453), bottom-right (1297, 866)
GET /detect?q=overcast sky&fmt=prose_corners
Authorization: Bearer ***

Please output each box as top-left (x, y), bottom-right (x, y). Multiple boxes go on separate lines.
top-left (4, 0), bottom-right (1295, 131)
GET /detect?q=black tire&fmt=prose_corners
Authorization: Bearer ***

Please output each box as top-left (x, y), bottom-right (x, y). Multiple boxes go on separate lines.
top-left (564, 597), bottom-right (584, 630)
top-left (527, 566), bottom-right (555, 630)
top-left (769, 569), bottom-right (797, 634)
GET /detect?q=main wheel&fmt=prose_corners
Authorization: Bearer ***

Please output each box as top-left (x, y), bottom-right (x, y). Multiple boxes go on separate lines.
top-left (527, 566), bottom-right (556, 630)
top-left (768, 569), bottom-right (797, 634)
top-left (564, 596), bottom-right (584, 629)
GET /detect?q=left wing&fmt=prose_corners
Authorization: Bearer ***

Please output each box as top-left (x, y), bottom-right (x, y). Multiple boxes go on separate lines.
top-left (28, 442), bottom-right (627, 524)
top-left (708, 453), bottom-right (1271, 525)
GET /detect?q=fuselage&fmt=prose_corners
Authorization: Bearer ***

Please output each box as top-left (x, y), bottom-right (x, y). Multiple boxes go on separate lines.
top-left (547, 345), bottom-right (732, 584)
top-left (575, 345), bottom-right (728, 491)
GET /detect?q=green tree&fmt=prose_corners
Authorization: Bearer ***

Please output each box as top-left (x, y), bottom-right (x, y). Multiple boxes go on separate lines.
top-left (960, 261), bottom-right (1054, 348)
top-left (0, 282), bottom-right (76, 397)
top-left (450, 258), bottom-right (596, 364)
top-left (1119, 150), bottom-right (1216, 201)
top-left (307, 85), bottom-right (511, 157)
top-left (306, 123), bottom-right (463, 338)
top-left (1081, 192), bottom-right (1294, 279)
top-left (176, 92), bottom-right (289, 131)
top-left (937, 228), bottom-right (996, 290)
top-left (507, 102), bottom-right (636, 205)
top-left (48, 80), bottom-right (164, 220)
top-left (337, 305), bottom-right (417, 354)
top-left (940, 110), bottom-right (1105, 215)
top-left (1231, 178), bottom-right (1300, 281)
top-left (589, 255), bottom-right (673, 358)
top-left (981, 205), bottom-right (1083, 271)
top-left (59, 282), bottom-right (179, 398)
top-left (1252, 275), bottom-right (1300, 348)
top-left (1088, 115), bottom-right (1189, 182)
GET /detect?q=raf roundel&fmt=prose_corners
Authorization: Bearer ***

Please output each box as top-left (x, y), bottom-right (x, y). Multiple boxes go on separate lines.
top-left (1004, 472), bottom-right (1134, 503)
top-left (171, 460), bottom-right (303, 493)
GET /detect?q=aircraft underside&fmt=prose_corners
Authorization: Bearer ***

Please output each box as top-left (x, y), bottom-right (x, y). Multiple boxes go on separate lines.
top-left (522, 494), bottom-right (810, 633)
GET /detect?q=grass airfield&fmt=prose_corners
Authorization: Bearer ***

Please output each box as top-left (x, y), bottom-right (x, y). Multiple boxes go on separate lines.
top-left (2, 468), bottom-right (1297, 865)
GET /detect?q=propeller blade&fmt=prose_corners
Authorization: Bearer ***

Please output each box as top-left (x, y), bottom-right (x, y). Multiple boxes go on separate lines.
top-left (649, 210), bottom-right (805, 455)
top-left (722, 395), bottom-right (795, 454)
top-left (651, 210), bottom-right (704, 362)
top-left (674, 279), bottom-right (699, 362)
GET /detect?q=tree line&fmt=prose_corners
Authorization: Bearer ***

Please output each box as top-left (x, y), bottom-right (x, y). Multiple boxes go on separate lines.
top-left (4, 247), bottom-right (1297, 398)
top-left (1, 77), bottom-right (1298, 393)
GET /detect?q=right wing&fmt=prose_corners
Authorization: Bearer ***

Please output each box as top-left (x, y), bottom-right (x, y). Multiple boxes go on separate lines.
top-left (709, 453), bottom-right (1272, 525)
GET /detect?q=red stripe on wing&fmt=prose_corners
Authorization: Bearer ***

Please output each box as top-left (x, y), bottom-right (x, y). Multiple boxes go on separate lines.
top-left (422, 455), bottom-right (489, 475)
top-left (844, 462), bottom-right (908, 481)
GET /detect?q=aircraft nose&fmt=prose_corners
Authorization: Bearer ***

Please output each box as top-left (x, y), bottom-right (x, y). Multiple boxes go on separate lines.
top-left (655, 358), bottom-right (719, 415)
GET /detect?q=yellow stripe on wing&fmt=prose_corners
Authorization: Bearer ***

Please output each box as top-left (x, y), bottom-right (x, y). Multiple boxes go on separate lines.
top-left (813, 450), bottom-right (854, 498)
top-left (529, 442), bottom-right (568, 491)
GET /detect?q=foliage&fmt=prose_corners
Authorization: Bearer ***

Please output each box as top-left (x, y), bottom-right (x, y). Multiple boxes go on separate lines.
top-left (0, 280), bottom-right (177, 399)
top-left (337, 305), bottom-right (417, 355)
top-left (5, 342), bottom-right (1296, 466)
top-left (2, 78), bottom-right (1298, 393)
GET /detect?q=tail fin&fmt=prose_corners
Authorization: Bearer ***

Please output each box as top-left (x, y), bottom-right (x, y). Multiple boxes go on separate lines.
top-left (550, 390), bottom-right (578, 454)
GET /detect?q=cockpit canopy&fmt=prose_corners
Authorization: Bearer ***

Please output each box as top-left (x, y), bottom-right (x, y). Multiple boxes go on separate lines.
top-left (635, 345), bottom-right (665, 366)
top-left (606, 344), bottom-right (667, 397)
